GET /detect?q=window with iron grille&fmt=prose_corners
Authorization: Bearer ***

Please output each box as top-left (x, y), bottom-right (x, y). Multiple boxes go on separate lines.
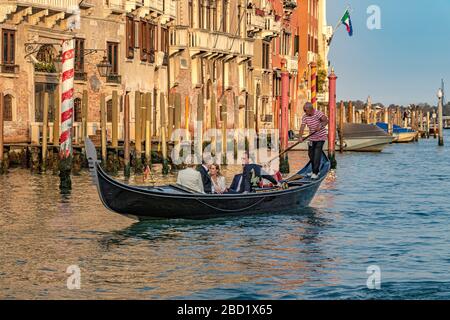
top-left (3, 94), bottom-right (13, 121)
top-left (126, 15), bottom-right (134, 59)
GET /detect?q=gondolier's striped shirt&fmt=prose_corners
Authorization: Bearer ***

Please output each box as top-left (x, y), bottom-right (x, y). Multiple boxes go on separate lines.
top-left (301, 110), bottom-right (328, 141)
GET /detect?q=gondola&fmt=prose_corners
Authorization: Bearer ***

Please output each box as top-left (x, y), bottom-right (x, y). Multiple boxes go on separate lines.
top-left (85, 138), bottom-right (330, 220)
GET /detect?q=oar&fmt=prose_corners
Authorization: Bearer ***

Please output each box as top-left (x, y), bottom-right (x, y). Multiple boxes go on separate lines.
top-left (265, 131), bottom-right (317, 165)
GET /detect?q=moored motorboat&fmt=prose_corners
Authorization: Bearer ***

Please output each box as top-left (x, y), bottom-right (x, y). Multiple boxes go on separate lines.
top-left (288, 123), bottom-right (393, 152)
top-left (85, 139), bottom-right (331, 220)
top-left (376, 122), bottom-right (417, 143)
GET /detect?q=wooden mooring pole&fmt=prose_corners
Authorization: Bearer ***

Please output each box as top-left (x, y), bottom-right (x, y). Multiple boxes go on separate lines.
top-left (135, 91), bottom-right (143, 173)
top-left (160, 92), bottom-right (169, 174)
top-left (41, 92), bottom-right (49, 171)
top-left (339, 101), bottom-right (344, 153)
top-left (81, 90), bottom-right (88, 141)
top-left (112, 90), bottom-right (118, 148)
top-left (438, 89), bottom-right (444, 146)
top-left (328, 69), bottom-right (337, 169)
top-left (53, 87), bottom-right (60, 146)
top-left (145, 92), bottom-right (152, 165)
top-left (124, 93), bottom-right (131, 177)
top-left (100, 93), bottom-right (107, 164)
top-left (0, 91), bottom-right (5, 174)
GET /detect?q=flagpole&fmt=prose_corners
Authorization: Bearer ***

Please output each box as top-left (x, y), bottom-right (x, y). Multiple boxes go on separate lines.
top-left (327, 5), bottom-right (351, 47)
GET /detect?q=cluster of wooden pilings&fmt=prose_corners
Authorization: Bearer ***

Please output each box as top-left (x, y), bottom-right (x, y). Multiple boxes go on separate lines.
top-left (333, 101), bottom-right (442, 137)
top-left (0, 89), bottom-right (255, 177)
top-left (0, 89), bottom-right (177, 176)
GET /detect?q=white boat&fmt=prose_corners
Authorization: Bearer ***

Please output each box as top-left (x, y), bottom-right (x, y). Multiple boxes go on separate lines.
top-left (288, 123), bottom-right (394, 152)
top-left (393, 131), bottom-right (417, 143)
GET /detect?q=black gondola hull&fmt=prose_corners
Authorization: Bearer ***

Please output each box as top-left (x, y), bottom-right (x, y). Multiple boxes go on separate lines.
top-left (96, 167), bottom-right (324, 219)
top-left (92, 156), bottom-right (329, 220)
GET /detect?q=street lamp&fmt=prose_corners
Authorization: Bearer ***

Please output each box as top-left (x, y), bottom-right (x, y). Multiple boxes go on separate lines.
top-left (96, 55), bottom-right (112, 77)
top-left (437, 88), bottom-right (443, 99)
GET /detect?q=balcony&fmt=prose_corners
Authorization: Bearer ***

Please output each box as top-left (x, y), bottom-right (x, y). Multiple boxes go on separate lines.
top-left (6, 0), bottom-right (80, 10)
top-left (170, 27), bottom-right (188, 56)
top-left (126, 0), bottom-right (143, 12)
top-left (247, 9), bottom-right (266, 36)
top-left (307, 51), bottom-right (317, 64)
top-left (262, 15), bottom-right (282, 39)
top-left (106, 74), bottom-right (121, 84)
top-left (188, 29), bottom-right (252, 61)
top-left (283, 55), bottom-right (298, 74)
top-left (1, 0), bottom-right (78, 24)
top-left (0, 63), bottom-right (19, 74)
top-left (160, 0), bottom-right (176, 24)
top-left (146, 0), bottom-right (163, 13)
top-left (106, 0), bottom-right (125, 14)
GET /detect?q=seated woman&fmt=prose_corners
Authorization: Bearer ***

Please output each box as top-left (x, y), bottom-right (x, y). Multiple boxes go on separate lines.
top-left (209, 163), bottom-right (227, 194)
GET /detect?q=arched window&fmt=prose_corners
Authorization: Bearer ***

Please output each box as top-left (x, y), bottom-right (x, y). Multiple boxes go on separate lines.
top-left (74, 98), bottom-right (82, 122)
top-left (3, 94), bottom-right (13, 121)
top-left (107, 99), bottom-right (113, 123)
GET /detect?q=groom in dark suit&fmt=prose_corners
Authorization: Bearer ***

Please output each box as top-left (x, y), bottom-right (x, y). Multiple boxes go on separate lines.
top-left (197, 159), bottom-right (212, 193)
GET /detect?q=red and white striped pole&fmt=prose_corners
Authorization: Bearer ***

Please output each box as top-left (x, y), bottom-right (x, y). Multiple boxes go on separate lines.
top-left (59, 39), bottom-right (75, 191)
top-left (60, 39), bottom-right (75, 158)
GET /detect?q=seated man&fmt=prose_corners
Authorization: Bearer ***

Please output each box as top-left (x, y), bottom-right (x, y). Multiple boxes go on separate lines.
top-left (241, 151), bottom-right (279, 193)
top-left (177, 159), bottom-right (204, 193)
top-left (196, 159), bottom-right (212, 194)
top-left (228, 173), bottom-right (244, 193)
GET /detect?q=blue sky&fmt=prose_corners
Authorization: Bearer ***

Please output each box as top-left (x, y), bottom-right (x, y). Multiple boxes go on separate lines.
top-left (327, 0), bottom-right (450, 105)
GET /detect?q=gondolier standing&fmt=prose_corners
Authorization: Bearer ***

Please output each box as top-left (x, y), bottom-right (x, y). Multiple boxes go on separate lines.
top-left (298, 102), bottom-right (329, 179)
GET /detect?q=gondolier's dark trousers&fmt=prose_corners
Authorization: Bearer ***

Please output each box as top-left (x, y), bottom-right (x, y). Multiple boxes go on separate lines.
top-left (308, 140), bottom-right (325, 174)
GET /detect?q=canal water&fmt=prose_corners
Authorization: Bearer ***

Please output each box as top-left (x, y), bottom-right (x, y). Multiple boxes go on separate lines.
top-left (1, 132), bottom-right (450, 299)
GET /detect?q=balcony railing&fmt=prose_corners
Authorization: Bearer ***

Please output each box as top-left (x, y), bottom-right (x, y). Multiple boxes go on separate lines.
top-left (262, 16), bottom-right (281, 38)
top-left (146, 0), bottom-right (164, 12)
top-left (0, 63), bottom-right (19, 74)
top-left (6, 0), bottom-right (80, 10)
top-left (284, 55), bottom-right (298, 73)
top-left (170, 27), bottom-right (188, 47)
top-left (106, 74), bottom-right (121, 84)
top-left (247, 10), bottom-right (266, 33)
top-left (125, 0), bottom-right (143, 12)
top-left (239, 39), bottom-right (254, 57)
top-left (106, 0), bottom-right (125, 11)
